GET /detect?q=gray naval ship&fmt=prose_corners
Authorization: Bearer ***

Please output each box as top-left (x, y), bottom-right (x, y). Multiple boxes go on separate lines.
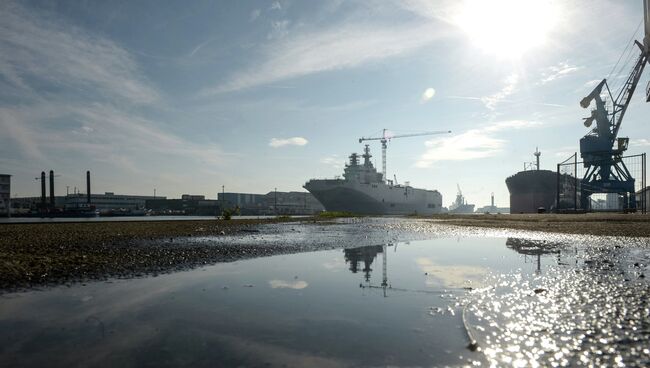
top-left (304, 145), bottom-right (442, 215)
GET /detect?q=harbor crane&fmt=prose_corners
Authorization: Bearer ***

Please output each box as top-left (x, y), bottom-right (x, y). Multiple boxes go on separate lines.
top-left (577, 0), bottom-right (650, 210)
top-left (358, 129), bottom-right (451, 182)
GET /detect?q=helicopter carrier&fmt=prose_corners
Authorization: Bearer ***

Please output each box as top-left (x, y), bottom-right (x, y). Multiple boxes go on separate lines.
top-left (304, 145), bottom-right (442, 215)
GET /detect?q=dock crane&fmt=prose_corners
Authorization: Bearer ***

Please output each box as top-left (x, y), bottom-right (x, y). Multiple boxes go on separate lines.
top-left (358, 129), bottom-right (451, 182)
top-left (578, 0), bottom-right (650, 210)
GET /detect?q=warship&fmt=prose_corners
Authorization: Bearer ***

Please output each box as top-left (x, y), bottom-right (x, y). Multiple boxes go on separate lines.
top-left (448, 185), bottom-right (475, 214)
top-left (304, 145), bottom-right (442, 215)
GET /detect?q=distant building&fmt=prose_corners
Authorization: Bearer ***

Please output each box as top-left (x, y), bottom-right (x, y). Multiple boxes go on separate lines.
top-left (218, 191), bottom-right (324, 215)
top-left (218, 192), bottom-right (266, 208)
top-left (475, 205), bottom-right (510, 214)
top-left (0, 174), bottom-right (10, 217)
top-left (66, 192), bottom-right (161, 212)
top-left (636, 187), bottom-right (649, 212)
top-left (146, 197), bottom-right (220, 216)
top-left (12, 192), bottom-right (163, 214)
top-left (181, 194), bottom-right (205, 201)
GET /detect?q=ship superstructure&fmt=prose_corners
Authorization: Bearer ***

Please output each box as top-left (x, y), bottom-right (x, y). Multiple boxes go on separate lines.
top-left (304, 145), bottom-right (442, 215)
top-left (448, 185), bottom-right (475, 213)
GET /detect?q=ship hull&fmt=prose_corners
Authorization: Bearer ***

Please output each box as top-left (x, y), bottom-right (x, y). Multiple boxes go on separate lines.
top-left (506, 170), bottom-right (558, 213)
top-left (304, 179), bottom-right (442, 215)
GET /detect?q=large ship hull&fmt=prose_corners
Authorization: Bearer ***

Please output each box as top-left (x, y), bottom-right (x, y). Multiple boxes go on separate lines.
top-left (506, 170), bottom-right (558, 213)
top-left (304, 179), bottom-right (442, 215)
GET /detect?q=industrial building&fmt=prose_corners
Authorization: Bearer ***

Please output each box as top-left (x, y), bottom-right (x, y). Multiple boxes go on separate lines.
top-left (0, 174), bottom-right (10, 217)
top-left (636, 187), bottom-right (649, 213)
top-left (218, 191), bottom-right (324, 215)
top-left (67, 192), bottom-right (162, 213)
top-left (11, 193), bottom-right (163, 215)
top-left (145, 195), bottom-right (220, 216)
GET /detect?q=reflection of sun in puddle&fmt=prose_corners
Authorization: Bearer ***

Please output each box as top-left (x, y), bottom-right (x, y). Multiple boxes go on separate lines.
top-left (268, 280), bottom-right (309, 289)
top-left (415, 257), bottom-right (490, 289)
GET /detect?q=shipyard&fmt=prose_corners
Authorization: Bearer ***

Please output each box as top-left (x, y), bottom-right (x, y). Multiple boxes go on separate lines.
top-left (2, 1), bottom-right (650, 367)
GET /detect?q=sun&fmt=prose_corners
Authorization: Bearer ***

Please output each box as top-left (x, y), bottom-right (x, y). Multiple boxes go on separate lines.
top-left (454, 0), bottom-right (559, 59)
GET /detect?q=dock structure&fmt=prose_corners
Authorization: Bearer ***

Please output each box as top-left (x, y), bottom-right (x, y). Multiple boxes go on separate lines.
top-left (0, 174), bottom-right (10, 217)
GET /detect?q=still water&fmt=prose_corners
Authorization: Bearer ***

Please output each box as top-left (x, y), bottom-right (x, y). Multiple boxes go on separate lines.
top-left (1, 233), bottom-right (648, 367)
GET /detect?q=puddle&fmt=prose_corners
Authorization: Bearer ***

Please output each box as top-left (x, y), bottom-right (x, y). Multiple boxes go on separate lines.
top-left (0, 234), bottom-right (648, 367)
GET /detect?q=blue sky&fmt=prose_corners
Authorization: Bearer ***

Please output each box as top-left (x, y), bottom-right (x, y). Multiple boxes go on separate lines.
top-left (1, 0), bottom-right (649, 208)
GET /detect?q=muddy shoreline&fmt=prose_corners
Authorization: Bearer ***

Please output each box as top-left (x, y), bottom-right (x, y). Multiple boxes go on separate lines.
top-left (2, 214), bottom-right (649, 291)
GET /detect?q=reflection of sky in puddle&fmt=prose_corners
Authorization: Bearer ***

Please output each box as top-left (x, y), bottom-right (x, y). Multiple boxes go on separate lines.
top-left (0, 237), bottom-right (578, 367)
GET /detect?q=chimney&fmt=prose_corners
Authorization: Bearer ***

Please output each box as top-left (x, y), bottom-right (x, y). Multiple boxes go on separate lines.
top-left (86, 170), bottom-right (91, 204)
top-left (41, 171), bottom-right (46, 205)
top-left (491, 193), bottom-right (495, 207)
top-left (49, 170), bottom-right (55, 206)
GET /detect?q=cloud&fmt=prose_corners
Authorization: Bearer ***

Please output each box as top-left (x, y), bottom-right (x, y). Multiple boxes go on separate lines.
top-left (320, 155), bottom-right (344, 169)
top-left (630, 139), bottom-right (650, 147)
top-left (0, 1), bottom-right (159, 104)
top-left (540, 61), bottom-right (582, 84)
top-left (268, 279), bottom-right (308, 289)
top-left (269, 1), bottom-right (282, 11)
top-left (0, 107), bottom-right (44, 160)
top-left (583, 79), bottom-right (602, 88)
top-left (481, 73), bottom-right (518, 110)
top-left (250, 8), bottom-right (261, 22)
top-left (269, 137), bottom-right (308, 148)
top-left (268, 20), bottom-right (290, 40)
top-left (421, 87), bottom-right (436, 103)
top-left (201, 20), bottom-right (446, 94)
top-left (416, 120), bottom-right (541, 167)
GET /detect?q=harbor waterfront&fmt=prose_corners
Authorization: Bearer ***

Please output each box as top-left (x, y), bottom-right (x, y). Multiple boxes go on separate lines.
top-left (2, 214), bottom-right (650, 290)
top-left (1, 215), bottom-right (650, 366)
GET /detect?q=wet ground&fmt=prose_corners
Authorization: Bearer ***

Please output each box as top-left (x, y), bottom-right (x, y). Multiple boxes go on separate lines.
top-left (1, 218), bottom-right (649, 366)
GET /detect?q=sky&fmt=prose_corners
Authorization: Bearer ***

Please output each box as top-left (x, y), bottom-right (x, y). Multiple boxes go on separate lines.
top-left (1, 0), bottom-right (649, 208)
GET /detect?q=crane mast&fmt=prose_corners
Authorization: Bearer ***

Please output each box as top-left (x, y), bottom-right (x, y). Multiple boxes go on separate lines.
top-left (358, 129), bottom-right (451, 182)
top-left (578, 0), bottom-right (650, 210)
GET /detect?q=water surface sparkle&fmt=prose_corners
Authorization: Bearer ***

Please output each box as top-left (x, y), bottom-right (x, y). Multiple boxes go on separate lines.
top-left (1, 230), bottom-right (648, 367)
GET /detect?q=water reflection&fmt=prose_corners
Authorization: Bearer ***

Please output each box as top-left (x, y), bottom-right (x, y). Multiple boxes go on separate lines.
top-left (2, 234), bottom-right (642, 366)
top-left (344, 245), bottom-right (383, 282)
top-left (505, 237), bottom-right (564, 274)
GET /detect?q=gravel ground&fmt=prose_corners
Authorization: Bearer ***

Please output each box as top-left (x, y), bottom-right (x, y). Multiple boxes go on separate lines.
top-left (2, 214), bottom-right (649, 291)
top-left (427, 213), bottom-right (650, 237)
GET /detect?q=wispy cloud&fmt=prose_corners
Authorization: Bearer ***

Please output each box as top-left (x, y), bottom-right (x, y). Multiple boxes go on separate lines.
top-left (269, 137), bottom-right (308, 148)
top-left (201, 20), bottom-right (446, 95)
top-left (540, 61), bottom-right (582, 84)
top-left (0, 1), bottom-right (159, 104)
top-left (250, 8), bottom-right (261, 22)
top-left (630, 139), bottom-right (650, 147)
top-left (481, 73), bottom-right (518, 110)
top-left (320, 155), bottom-right (344, 169)
top-left (416, 120), bottom-right (541, 167)
top-left (268, 20), bottom-right (290, 40)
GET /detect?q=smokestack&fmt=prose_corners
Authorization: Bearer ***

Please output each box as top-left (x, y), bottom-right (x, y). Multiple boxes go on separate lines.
top-left (491, 193), bottom-right (495, 208)
top-left (40, 171), bottom-right (46, 205)
top-left (86, 170), bottom-right (91, 204)
top-left (49, 170), bottom-right (54, 206)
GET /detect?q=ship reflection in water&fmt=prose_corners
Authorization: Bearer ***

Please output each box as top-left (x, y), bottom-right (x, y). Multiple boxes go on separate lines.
top-left (1, 234), bottom-right (646, 366)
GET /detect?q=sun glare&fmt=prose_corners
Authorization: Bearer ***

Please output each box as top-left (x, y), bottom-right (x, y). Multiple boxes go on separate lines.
top-left (454, 0), bottom-right (559, 59)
